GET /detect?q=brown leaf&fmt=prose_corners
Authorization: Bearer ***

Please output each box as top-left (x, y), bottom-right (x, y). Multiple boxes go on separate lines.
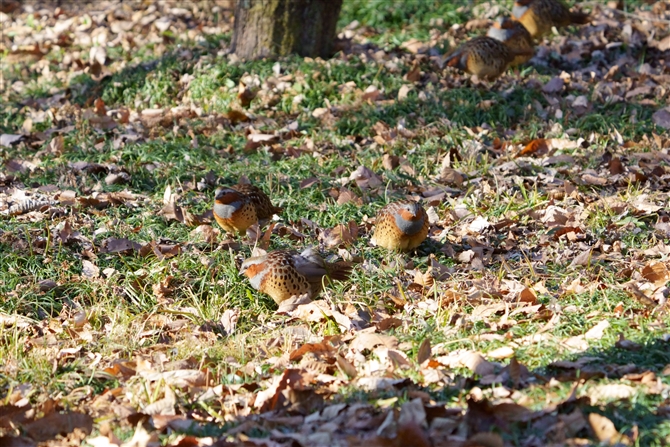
top-left (588, 413), bottom-right (627, 444)
top-left (99, 237), bottom-right (142, 254)
top-left (350, 332), bottom-right (398, 352)
top-left (465, 397), bottom-right (532, 434)
top-left (438, 166), bottom-right (465, 186)
top-left (289, 342), bottom-right (335, 362)
top-left (23, 412), bottom-right (93, 442)
top-left (105, 172), bottom-right (131, 185)
top-left (542, 76), bottom-right (564, 94)
top-left (319, 221), bottom-right (358, 248)
top-left (519, 287), bottom-right (538, 304)
top-left (653, 108), bottom-right (670, 130)
top-left (5, 159), bottom-right (33, 173)
top-left (57, 190), bottom-right (77, 205)
top-left (300, 177), bottom-right (319, 189)
top-left (238, 84), bottom-right (257, 108)
top-left (152, 277), bottom-right (174, 302)
top-left (382, 154), bottom-right (400, 170)
top-left (289, 300), bottom-right (352, 331)
top-left (641, 261), bottom-right (669, 286)
top-left (81, 260), bottom-right (99, 279)
top-left (507, 356), bottom-right (521, 387)
top-left (609, 157), bottom-right (625, 175)
top-left (397, 422), bottom-right (431, 447)
top-left (254, 368), bottom-right (314, 412)
top-left (140, 370), bottom-right (208, 388)
top-left (224, 109), bottom-right (249, 125)
top-left (336, 187), bottom-right (362, 206)
top-left (518, 138), bottom-right (550, 157)
top-left (245, 133), bottom-right (280, 152)
top-left (219, 309), bottom-right (239, 336)
top-left (142, 387), bottom-right (176, 416)
top-left (94, 98), bottom-right (107, 117)
top-left (460, 352), bottom-right (495, 376)
top-left (190, 225), bottom-right (218, 244)
top-left (47, 136), bottom-right (64, 155)
top-left (417, 338), bottom-right (431, 365)
top-left (404, 62), bottom-right (421, 83)
top-left (570, 249), bottom-right (592, 268)
top-left (4, 45), bottom-right (44, 64)
top-left (624, 282), bottom-right (658, 308)
top-left (463, 432), bottom-right (504, 447)
top-left (582, 173), bottom-right (609, 186)
top-left (103, 361), bottom-right (137, 380)
top-left (487, 347), bottom-right (516, 360)
top-left (336, 354), bottom-right (357, 378)
top-left (139, 241), bottom-right (181, 260)
top-left (0, 134), bottom-right (24, 147)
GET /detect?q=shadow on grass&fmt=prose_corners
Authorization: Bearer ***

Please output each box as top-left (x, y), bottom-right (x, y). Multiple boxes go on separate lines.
top-left (91, 335), bottom-right (668, 445)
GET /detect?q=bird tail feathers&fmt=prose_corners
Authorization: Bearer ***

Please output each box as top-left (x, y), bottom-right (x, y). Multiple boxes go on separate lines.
top-left (510, 47), bottom-right (534, 57)
top-left (569, 11), bottom-right (590, 25)
top-left (327, 262), bottom-right (353, 282)
top-left (444, 50), bottom-right (468, 71)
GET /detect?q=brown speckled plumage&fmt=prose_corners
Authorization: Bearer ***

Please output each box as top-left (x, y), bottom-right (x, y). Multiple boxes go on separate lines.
top-left (372, 201), bottom-right (429, 252)
top-left (512, 0), bottom-right (590, 38)
top-left (444, 36), bottom-right (531, 81)
top-left (240, 248), bottom-right (352, 304)
top-left (213, 184), bottom-right (281, 235)
top-left (232, 184), bottom-right (281, 220)
top-left (486, 17), bottom-right (534, 66)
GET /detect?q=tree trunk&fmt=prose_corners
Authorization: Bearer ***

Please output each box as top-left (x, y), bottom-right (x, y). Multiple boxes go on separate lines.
top-left (232, 0), bottom-right (343, 60)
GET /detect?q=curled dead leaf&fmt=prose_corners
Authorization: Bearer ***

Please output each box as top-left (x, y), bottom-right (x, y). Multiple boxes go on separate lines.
top-left (518, 138), bottom-right (550, 157)
top-left (641, 261), bottom-right (669, 287)
top-left (588, 413), bottom-right (628, 445)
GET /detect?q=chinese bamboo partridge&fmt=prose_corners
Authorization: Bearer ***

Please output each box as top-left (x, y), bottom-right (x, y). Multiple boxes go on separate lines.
top-left (444, 36), bottom-right (533, 81)
top-left (512, 0), bottom-right (590, 38)
top-left (213, 184), bottom-right (282, 235)
top-left (240, 248), bottom-right (352, 304)
top-left (372, 201), bottom-right (429, 252)
top-left (486, 17), bottom-right (534, 66)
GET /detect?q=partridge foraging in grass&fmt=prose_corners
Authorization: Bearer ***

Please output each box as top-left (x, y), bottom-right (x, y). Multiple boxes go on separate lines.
top-left (512, 0), bottom-right (590, 38)
top-left (486, 17), bottom-right (535, 66)
top-left (240, 248), bottom-right (352, 304)
top-left (213, 184), bottom-right (282, 235)
top-left (444, 36), bottom-right (533, 81)
top-left (372, 201), bottom-right (429, 252)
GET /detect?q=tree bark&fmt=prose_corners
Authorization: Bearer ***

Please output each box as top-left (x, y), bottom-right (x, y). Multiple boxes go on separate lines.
top-left (232, 0), bottom-right (343, 60)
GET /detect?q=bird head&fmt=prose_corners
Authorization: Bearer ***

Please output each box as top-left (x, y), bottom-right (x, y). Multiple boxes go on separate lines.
top-left (397, 202), bottom-right (423, 221)
top-left (215, 187), bottom-right (244, 204)
top-left (488, 17), bottom-right (524, 40)
top-left (239, 255), bottom-right (269, 291)
top-left (393, 201), bottom-right (426, 236)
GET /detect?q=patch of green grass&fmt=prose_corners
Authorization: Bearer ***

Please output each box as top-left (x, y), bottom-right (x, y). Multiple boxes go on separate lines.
top-left (339, 0), bottom-right (469, 37)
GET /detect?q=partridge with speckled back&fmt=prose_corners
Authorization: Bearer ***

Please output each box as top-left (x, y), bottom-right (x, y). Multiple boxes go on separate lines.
top-left (444, 36), bottom-right (533, 81)
top-left (213, 184), bottom-right (282, 235)
top-left (372, 201), bottom-right (429, 252)
top-left (486, 17), bottom-right (534, 66)
top-left (512, 0), bottom-right (590, 38)
top-left (240, 248), bottom-right (352, 304)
